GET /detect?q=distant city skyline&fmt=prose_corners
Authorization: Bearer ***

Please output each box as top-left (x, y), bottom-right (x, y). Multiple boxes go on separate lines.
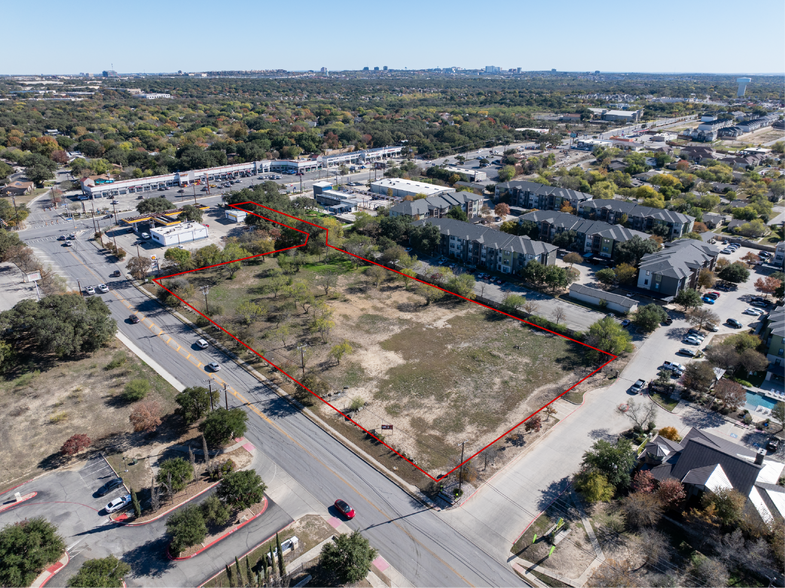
top-left (5, 0), bottom-right (785, 76)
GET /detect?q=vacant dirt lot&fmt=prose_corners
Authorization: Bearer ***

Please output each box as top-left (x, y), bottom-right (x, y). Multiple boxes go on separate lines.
top-left (0, 339), bottom-right (179, 491)
top-left (166, 251), bottom-right (594, 475)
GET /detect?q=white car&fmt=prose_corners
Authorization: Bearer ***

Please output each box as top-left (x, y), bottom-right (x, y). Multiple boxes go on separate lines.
top-left (196, 339), bottom-right (209, 349)
top-left (105, 494), bottom-right (132, 513)
top-left (207, 361), bottom-right (221, 371)
top-left (743, 308), bottom-right (764, 316)
top-left (85, 285), bottom-right (96, 295)
top-left (97, 284), bottom-right (109, 293)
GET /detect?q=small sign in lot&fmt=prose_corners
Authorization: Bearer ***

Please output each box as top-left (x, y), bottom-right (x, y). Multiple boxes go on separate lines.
top-left (381, 424), bottom-right (393, 431)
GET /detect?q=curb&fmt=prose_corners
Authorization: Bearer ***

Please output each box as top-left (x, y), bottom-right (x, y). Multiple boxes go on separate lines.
top-left (31, 551), bottom-right (70, 588)
top-left (197, 519), bottom-right (296, 587)
top-left (116, 481), bottom-right (219, 527)
top-left (0, 491), bottom-right (37, 513)
top-left (168, 496), bottom-right (269, 560)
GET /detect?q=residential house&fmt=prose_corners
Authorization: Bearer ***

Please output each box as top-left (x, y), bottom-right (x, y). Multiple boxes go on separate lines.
top-left (389, 191), bottom-right (482, 220)
top-left (0, 181), bottom-right (34, 196)
top-left (636, 239), bottom-right (719, 297)
top-left (761, 309), bottom-right (784, 384)
top-left (678, 146), bottom-right (715, 163)
top-left (520, 210), bottom-right (650, 259)
top-left (640, 428), bottom-right (785, 523)
top-left (578, 200), bottom-right (695, 240)
top-left (701, 213), bottom-right (725, 230)
top-left (773, 241), bottom-right (785, 267)
top-left (412, 217), bottom-right (557, 274)
top-left (495, 180), bottom-right (593, 212)
top-left (569, 284), bottom-right (639, 314)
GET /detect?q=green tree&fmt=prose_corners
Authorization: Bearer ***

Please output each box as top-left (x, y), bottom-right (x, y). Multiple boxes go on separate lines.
top-left (613, 236), bottom-right (658, 266)
top-left (199, 408), bottom-right (248, 447)
top-left (217, 470), bottom-right (266, 510)
top-left (178, 205), bottom-right (203, 222)
top-left (718, 262), bottom-right (750, 284)
top-left (498, 165), bottom-right (516, 182)
top-left (585, 317), bottom-right (633, 357)
top-left (673, 288), bottom-right (703, 312)
top-left (581, 438), bottom-right (636, 489)
top-left (201, 494), bottom-right (231, 526)
top-left (683, 361), bottom-right (715, 393)
top-left (164, 247), bottom-right (193, 270)
top-left (166, 505), bottom-right (207, 557)
top-left (595, 268), bottom-right (617, 287)
top-left (67, 556), bottom-right (131, 588)
top-left (501, 294), bottom-right (526, 313)
top-left (702, 488), bottom-right (747, 527)
top-left (320, 531), bottom-right (378, 585)
top-left (446, 206), bottom-right (468, 221)
top-left (137, 197), bottom-right (175, 214)
top-left (771, 402), bottom-right (785, 432)
top-left (175, 386), bottom-right (220, 423)
top-left (574, 470), bottom-right (614, 503)
top-left (724, 332), bottom-right (760, 353)
top-left (127, 256), bottom-right (152, 280)
top-left (157, 457), bottom-right (194, 492)
top-left (0, 200), bottom-right (30, 228)
top-left (445, 273), bottom-right (476, 298)
top-left (276, 533), bottom-right (285, 576)
top-left (564, 252), bottom-right (583, 268)
top-left (123, 378), bottom-right (150, 401)
top-left (632, 304), bottom-right (667, 333)
top-left (0, 517), bottom-right (65, 587)
top-left (329, 340), bottom-right (353, 364)
top-left (131, 489), bottom-right (141, 518)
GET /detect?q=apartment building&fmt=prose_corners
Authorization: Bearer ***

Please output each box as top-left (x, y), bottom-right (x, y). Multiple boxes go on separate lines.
top-left (389, 191), bottom-right (483, 220)
top-left (636, 239), bottom-right (719, 297)
top-left (495, 180), bottom-right (593, 211)
top-left (520, 210), bottom-right (650, 259)
top-left (412, 217), bottom-right (557, 274)
top-left (579, 200), bottom-right (695, 239)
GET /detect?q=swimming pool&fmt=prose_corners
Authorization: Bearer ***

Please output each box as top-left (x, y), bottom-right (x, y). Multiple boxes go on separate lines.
top-left (746, 390), bottom-right (778, 411)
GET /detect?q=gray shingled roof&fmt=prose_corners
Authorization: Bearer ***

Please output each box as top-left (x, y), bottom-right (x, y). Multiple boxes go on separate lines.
top-left (390, 191), bottom-right (481, 217)
top-left (521, 210), bottom-right (649, 242)
top-left (413, 217), bottom-right (557, 257)
top-left (637, 239), bottom-right (719, 280)
top-left (671, 438), bottom-right (762, 497)
top-left (499, 180), bottom-right (593, 205)
top-left (580, 200), bottom-right (694, 225)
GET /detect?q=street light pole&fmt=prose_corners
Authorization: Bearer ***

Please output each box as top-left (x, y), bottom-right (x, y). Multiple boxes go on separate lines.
top-left (458, 440), bottom-right (467, 493)
top-left (200, 285), bottom-right (210, 315)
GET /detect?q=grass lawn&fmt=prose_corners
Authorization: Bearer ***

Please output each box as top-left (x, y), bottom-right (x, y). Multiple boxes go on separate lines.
top-left (651, 392), bottom-right (679, 412)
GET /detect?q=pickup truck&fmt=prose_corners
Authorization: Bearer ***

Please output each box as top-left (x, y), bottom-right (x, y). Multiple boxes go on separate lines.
top-left (662, 361), bottom-right (685, 373)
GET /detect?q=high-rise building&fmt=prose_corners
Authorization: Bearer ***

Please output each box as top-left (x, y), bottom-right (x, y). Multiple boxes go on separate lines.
top-left (374, 66), bottom-right (380, 71)
top-left (320, 67), bottom-right (327, 74)
top-left (383, 66), bottom-right (388, 71)
top-left (485, 65), bottom-right (500, 74)
top-left (736, 77), bottom-right (751, 98)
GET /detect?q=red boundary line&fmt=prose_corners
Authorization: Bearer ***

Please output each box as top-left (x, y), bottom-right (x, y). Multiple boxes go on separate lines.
top-left (152, 203), bottom-right (617, 482)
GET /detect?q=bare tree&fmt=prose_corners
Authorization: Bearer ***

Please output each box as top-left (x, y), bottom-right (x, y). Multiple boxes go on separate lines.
top-left (617, 398), bottom-right (656, 431)
top-left (522, 299), bottom-right (539, 315)
top-left (622, 491), bottom-right (663, 529)
top-left (552, 306), bottom-right (566, 325)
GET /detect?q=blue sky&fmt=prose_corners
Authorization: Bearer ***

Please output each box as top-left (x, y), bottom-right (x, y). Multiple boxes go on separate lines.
top-left (6, 0), bottom-right (785, 75)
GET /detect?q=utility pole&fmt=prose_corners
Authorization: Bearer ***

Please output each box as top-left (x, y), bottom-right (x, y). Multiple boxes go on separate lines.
top-left (89, 196), bottom-right (98, 233)
top-left (208, 380), bottom-right (214, 411)
top-left (297, 344), bottom-right (308, 377)
top-left (192, 181), bottom-right (197, 205)
top-left (200, 285), bottom-right (210, 314)
top-left (136, 243), bottom-right (141, 259)
top-left (112, 201), bottom-right (118, 225)
top-left (77, 278), bottom-right (83, 297)
top-left (458, 440), bottom-right (467, 493)
top-left (224, 382), bottom-right (229, 410)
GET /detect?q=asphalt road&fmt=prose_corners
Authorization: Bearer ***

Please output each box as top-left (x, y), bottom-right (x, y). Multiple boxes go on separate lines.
top-left (16, 228), bottom-right (526, 587)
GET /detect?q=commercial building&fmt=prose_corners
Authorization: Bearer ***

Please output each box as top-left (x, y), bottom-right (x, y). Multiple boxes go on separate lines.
top-left (370, 178), bottom-right (454, 200)
top-left (224, 210), bottom-right (247, 223)
top-left (602, 109), bottom-right (643, 122)
top-left (439, 165), bottom-right (487, 182)
top-left (636, 239), bottom-right (719, 297)
top-left (389, 191), bottom-right (482, 220)
top-left (412, 217), bottom-right (557, 274)
top-left (578, 200), bottom-right (695, 239)
top-left (520, 210), bottom-right (650, 259)
top-left (150, 222), bottom-right (208, 247)
top-left (495, 180), bottom-right (593, 212)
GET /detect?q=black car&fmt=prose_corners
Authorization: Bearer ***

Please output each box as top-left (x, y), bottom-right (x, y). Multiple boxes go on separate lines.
top-left (767, 437), bottom-right (780, 452)
top-left (726, 318), bottom-right (743, 328)
top-left (96, 477), bottom-right (124, 497)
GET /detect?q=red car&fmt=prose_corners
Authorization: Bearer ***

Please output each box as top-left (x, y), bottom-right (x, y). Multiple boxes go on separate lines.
top-left (707, 291), bottom-right (721, 299)
top-left (334, 499), bottom-right (355, 519)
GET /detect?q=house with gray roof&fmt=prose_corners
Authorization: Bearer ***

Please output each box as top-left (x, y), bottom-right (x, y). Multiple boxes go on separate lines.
top-left (579, 200), bottom-right (695, 239)
top-left (412, 217), bottom-right (557, 275)
top-left (636, 239), bottom-right (719, 297)
top-left (495, 180), bottom-right (593, 212)
top-left (569, 284), bottom-right (638, 314)
top-left (640, 427), bottom-right (785, 523)
top-left (389, 191), bottom-right (482, 220)
top-left (520, 210), bottom-right (649, 260)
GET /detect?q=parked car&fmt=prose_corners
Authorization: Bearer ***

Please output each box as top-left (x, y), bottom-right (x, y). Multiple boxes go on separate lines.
top-left (743, 308), bottom-right (764, 316)
top-left (97, 284), bottom-right (109, 293)
top-left (129, 314), bottom-right (141, 324)
top-left (683, 336), bottom-right (701, 345)
top-left (630, 379), bottom-right (646, 394)
top-left (196, 339), bottom-right (209, 349)
top-left (621, 319), bottom-right (631, 327)
top-left (708, 291), bottom-right (721, 299)
top-left (334, 499), bottom-right (355, 519)
top-left (141, 232), bottom-right (150, 239)
top-left (750, 300), bottom-right (769, 308)
top-left (678, 348), bottom-right (699, 357)
top-left (767, 437), bottom-right (780, 452)
top-left (96, 477), bottom-right (124, 497)
top-left (702, 296), bottom-right (715, 304)
top-left (726, 318), bottom-right (743, 328)
top-left (207, 361), bottom-right (221, 371)
top-left (706, 323), bottom-right (719, 332)
top-left (663, 361), bottom-right (686, 372)
top-left (105, 494), bottom-right (132, 514)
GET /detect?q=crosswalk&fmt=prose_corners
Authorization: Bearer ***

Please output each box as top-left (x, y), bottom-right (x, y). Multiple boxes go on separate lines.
top-left (29, 245), bottom-right (76, 289)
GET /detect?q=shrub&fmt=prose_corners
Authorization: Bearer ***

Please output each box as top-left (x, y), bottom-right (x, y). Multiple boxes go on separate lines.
top-left (129, 399), bottom-right (162, 433)
top-left (66, 556), bottom-right (130, 588)
top-left (156, 457), bottom-right (193, 493)
top-left (123, 379), bottom-right (150, 401)
top-left (166, 506), bottom-right (207, 557)
top-left (61, 433), bottom-right (91, 456)
top-left (217, 470), bottom-right (266, 510)
top-left (201, 495), bottom-right (231, 526)
top-left (574, 470), bottom-right (614, 503)
top-left (658, 426), bottom-right (681, 441)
